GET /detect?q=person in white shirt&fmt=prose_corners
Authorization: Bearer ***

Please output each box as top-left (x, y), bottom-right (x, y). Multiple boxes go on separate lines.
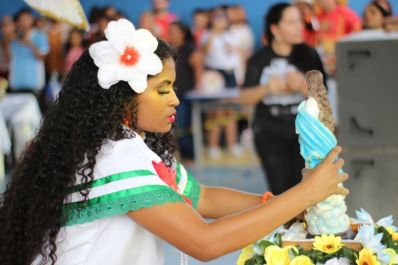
top-left (201, 8), bottom-right (244, 158)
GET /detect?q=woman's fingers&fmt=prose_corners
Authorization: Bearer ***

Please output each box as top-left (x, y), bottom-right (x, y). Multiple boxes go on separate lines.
top-left (336, 186), bottom-right (350, 196)
top-left (339, 173), bottom-right (349, 183)
top-left (334, 158), bottom-right (345, 170)
top-left (325, 146), bottom-right (342, 163)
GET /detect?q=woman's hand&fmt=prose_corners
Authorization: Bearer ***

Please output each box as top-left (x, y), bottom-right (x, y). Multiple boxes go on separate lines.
top-left (286, 71), bottom-right (307, 95)
top-left (300, 146), bottom-right (349, 206)
top-left (267, 76), bottom-right (288, 94)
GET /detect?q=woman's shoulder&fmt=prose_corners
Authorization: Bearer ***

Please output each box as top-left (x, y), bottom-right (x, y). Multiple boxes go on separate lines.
top-left (293, 43), bottom-right (319, 55)
top-left (293, 43), bottom-right (315, 51)
top-left (248, 46), bottom-right (273, 64)
top-left (95, 136), bottom-right (161, 177)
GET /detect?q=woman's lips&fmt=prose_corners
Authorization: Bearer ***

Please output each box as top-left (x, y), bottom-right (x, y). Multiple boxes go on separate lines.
top-left (168, 113), bottom-right (176, 123)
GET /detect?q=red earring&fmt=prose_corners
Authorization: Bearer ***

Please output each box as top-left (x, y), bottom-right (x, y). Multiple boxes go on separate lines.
top-left (123, 118), bottom-right (131, 127)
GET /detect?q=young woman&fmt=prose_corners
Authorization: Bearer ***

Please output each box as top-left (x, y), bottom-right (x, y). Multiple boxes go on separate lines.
top-left (240, 3), bottom-right (327, 195)
top-left (0, 19), bottom-right (348, 265)
top-left (363, 0), bottom-right (392, 30)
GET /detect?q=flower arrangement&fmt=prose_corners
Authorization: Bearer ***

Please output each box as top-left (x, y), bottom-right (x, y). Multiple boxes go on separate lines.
top-left (237, 209), bottom-right (398, 265)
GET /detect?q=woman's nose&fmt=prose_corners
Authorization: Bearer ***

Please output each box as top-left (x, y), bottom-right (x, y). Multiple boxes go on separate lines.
top-left (170, 89), bottom-right (180, 107)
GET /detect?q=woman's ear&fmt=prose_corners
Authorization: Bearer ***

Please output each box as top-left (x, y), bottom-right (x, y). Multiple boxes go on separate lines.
top-left (270, 24), bottom-right (279, 42)
top-left (123, 99), bottom-right (136, 128)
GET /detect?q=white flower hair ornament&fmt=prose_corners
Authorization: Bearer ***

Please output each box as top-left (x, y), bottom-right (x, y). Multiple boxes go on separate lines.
top-left (89, 19), bottom-right (163, 93)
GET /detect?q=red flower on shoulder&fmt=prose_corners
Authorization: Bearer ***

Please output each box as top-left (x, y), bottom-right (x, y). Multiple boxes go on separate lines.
top-left (151, 160), bottom-right (192, 206)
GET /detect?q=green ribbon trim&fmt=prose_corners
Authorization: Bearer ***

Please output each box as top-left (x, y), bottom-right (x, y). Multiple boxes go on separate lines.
top-left (175, 162), bottom-right (201, 209)
top-left (63, 185), bottom-right (184, 226)
top-left (176, 162), bottom-right (182, 183)
top-left (63, 163), bottom-right (201, 226)
top-left (184, 171), bottom-right (201, 209)
top-left (69, 169), bottom-right (156, 193)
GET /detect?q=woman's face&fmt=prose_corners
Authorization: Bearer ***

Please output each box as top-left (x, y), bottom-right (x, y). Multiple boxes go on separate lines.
top-left (364, 4), bottom-right (384, 29)
top-left (212, 12), bottom-right (229, 31)
top-left (70, 31), bottom-right (83, 47)
top-left (135, 57), bottom-right (179, 134)
top-left (194, 13), bottom-right (208, 29)
top-left (17, 12), bottom-right (34, 31)
top-left (168, 24), bottom-right (184, 47)
top-left (272, 6), bottom-right (303, 45)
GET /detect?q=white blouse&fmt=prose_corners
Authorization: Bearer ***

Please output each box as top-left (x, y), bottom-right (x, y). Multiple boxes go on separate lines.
top-left (33, 134), bottom-right (201, 265)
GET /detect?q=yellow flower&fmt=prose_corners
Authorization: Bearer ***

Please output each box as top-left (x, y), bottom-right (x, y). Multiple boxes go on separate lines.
top-left (356, 248), bottom-right (381, 265)
top-left (264, 245), bottom-right (291, 265)
top-left (290, 255), bottom-right (314, 265)
top-left (383, 248), bottom-right (398, 265)
top-left (313, 234), bottom-right (344, 254)
top-left (386, 227), bottom-right (398, 241)
top-left (237, 245), bottom-right (254, 265)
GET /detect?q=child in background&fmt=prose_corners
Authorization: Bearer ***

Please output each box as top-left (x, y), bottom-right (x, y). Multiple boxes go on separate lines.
top-left (64, 29), bottom-right (86, 76)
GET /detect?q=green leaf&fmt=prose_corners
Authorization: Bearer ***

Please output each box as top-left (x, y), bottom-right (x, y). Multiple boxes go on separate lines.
top-left (258, 240), bottom-right (275, 251)
top-left (254, 255), bottom-right (266, 264)
top-left (275, 233), bottom-right (282, 247)
top-left (244, 255), bottom-right (264, 265)
top-left (244, 257), bottom-right (257, 265)
top-left (290, 247), bottom-right (300, 257)
top-left (342, 247), bottom-right (358, 264)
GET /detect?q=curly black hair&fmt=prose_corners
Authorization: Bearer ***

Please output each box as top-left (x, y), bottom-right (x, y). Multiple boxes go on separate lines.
top-left (0, 39), bottom-right (177, 265)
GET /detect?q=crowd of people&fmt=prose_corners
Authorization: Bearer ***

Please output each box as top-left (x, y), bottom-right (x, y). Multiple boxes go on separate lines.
top-left (0, 0), bottom-right (397, 194)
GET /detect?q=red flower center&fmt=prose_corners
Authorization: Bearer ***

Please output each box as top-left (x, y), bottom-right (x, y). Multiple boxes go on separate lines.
top-left (120, 47), bottom-right (140, 66)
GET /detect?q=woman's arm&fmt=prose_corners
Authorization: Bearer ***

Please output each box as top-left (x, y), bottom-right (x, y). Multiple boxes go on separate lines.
top-left (197, 185), bottom-right (262, 219)
top-left (128, 147), bottom-right (348, 261)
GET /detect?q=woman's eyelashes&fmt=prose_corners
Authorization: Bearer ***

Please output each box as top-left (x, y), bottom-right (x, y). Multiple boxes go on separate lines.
top-left (157, 86), bottom-right (177, 95)
top-left (157, 88), bottom-right (170, 95)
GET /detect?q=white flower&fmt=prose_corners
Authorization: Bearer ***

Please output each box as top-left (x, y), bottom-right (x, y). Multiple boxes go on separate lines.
top-left (89, 18), bottom-right (162, 93)
top-left (324, 257), bottom-right (351, 265)
top-left (282, 222), bottom-right (308, 240)
top-left (355, 224), bottom-right (385, 253)
top-left (355, 208), bottom-right (396, 230)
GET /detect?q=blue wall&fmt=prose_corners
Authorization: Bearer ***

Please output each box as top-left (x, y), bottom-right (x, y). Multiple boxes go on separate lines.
top-left (1, 0), bottom-right (398, 46)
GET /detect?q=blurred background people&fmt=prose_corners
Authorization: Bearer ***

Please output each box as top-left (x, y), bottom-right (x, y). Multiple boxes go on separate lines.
top-left (227, 4), bottom-right (255, 85)
top-left (239, 3), bottom-right (327, 194)
top-left (139, 11), bottom-right (160, 37)
top-left (316, 0), bottom-right (361, 76)
top-left (64, 29), bottom-right (86, 76)
top-left (201, 8), bottom-right (243, 159)
top-left (8, 8), bottom-right (49, 111)
top-left (383, 15), bottom-right (398, 31)
top-left (88, 14), bottom-right (110, 44)
top-left (151, 0), bottom-right (178, 42)
top-left (0, 16), bottom-right (15, 79)
top-left (45, 19), bottom-right (65, 79)
top-left (294, 0), bottom-right (319, 47)
top-left (363, 0), bottom-right (393, 30)
top-left (192, 8), bottom-right (209, 47)
top-left (168, 21), bottom-right (203, 162)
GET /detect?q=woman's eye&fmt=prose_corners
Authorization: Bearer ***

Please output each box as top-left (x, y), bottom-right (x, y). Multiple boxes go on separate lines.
top-left (158, 90), bottom-right (170, 95)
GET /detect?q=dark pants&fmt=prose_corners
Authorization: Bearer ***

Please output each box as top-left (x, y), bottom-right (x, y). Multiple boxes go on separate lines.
top-left (208, 68), bottom-right (237, 88)
top-left (254, 129), bottom-right (304, 195)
